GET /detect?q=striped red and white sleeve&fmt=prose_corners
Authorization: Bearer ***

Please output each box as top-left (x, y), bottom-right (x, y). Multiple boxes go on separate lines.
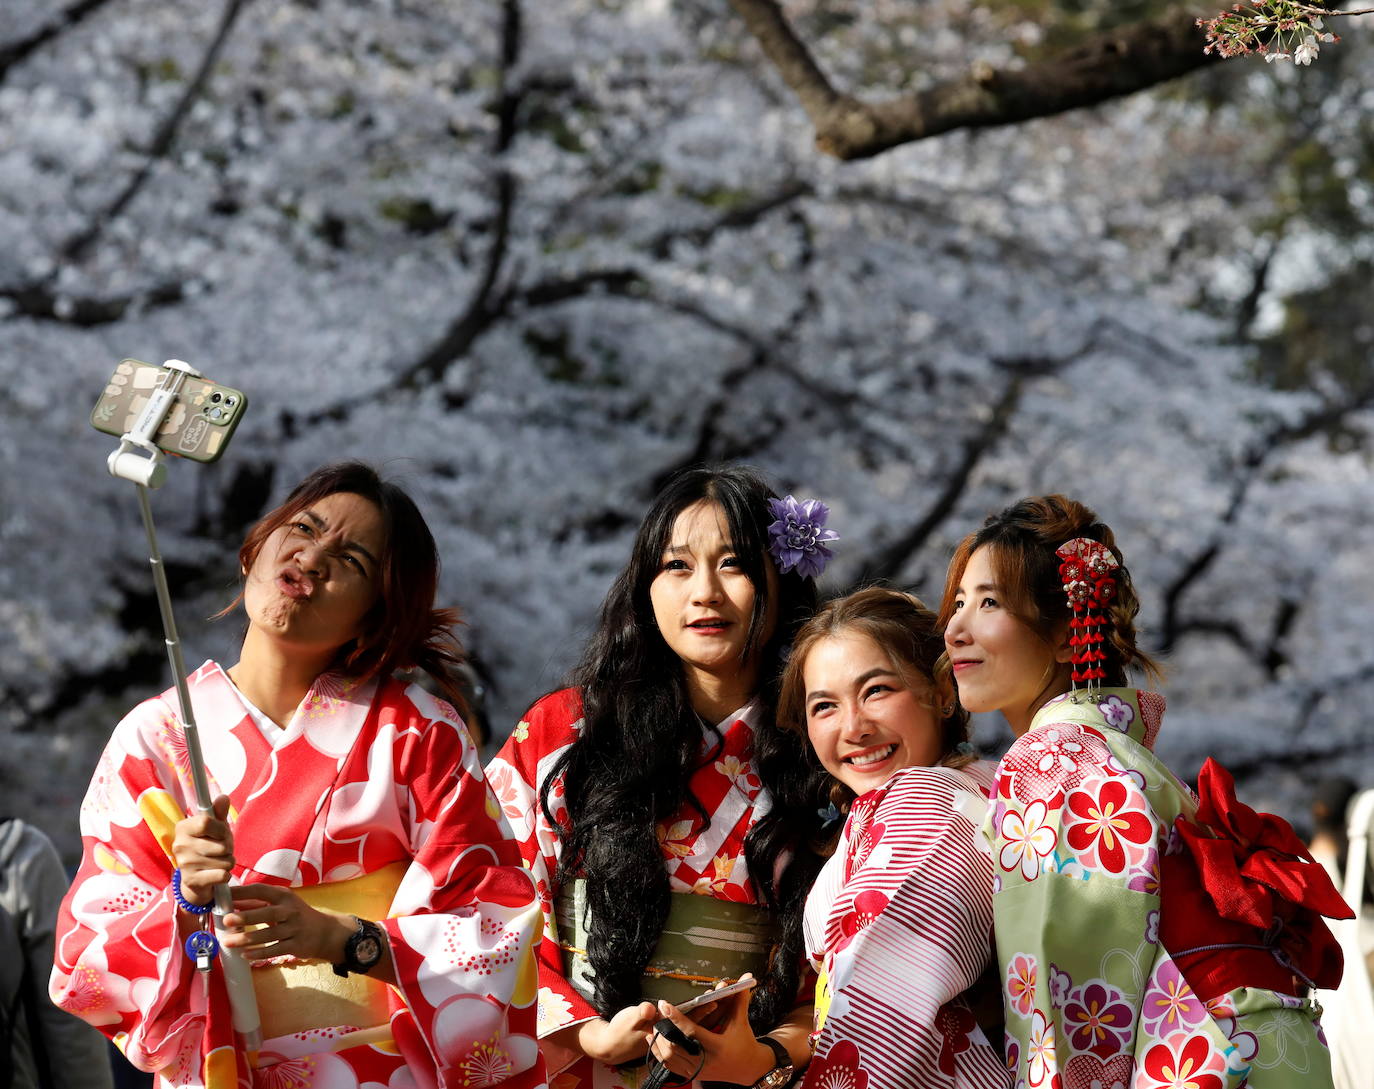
top-left (803, 763), bottom-right (1007, 1088)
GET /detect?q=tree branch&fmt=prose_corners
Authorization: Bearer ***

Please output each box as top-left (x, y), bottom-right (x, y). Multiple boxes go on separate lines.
top-left (853, 353), bottom-right (1068, 583)
top-left (727, 0), bottom-right (1220, 160)
top-left (648, 180), bottom-right (812, 259)
top-left (283, 0), bottom-right (538, 431)
top-left (392, 174), bottom-right (517, 395)
top-left (1158, 380), bottom-right (1374, 653)
top-left (61, 0), bottom-right (249, 262)
top-left (0, 280), bottom-right (185, 325)
top-left (0, 0), bottom-right (118, 85)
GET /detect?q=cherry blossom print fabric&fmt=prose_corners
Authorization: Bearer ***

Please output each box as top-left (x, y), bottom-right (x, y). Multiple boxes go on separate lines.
top-left (988, 688), bottom-right (1333, 1089)
top-left (486, 688), bottom-right (791, 1088)
top-left (800, 761), bottom-right (1009, 1089)
top-left (50, 661), bottom-right (545, 1089)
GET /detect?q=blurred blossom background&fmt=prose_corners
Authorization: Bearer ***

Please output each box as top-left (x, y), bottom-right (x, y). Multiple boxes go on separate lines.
top-left (2, 0), bottom-right (1372, 862)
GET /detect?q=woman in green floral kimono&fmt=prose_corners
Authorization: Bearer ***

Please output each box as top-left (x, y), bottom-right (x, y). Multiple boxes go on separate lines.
top-left (940, 494), bottom-right (1351, 1089)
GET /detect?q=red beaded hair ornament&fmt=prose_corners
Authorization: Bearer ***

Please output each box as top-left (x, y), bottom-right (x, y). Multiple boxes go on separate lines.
top-left (1055, 537), bottom-right (1119, 699)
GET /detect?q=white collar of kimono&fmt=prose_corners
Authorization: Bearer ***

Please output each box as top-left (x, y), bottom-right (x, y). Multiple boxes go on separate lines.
top-left (701, 696), bottom-right (764, 741)
top-left (221, 670), bottom-right (284, 744)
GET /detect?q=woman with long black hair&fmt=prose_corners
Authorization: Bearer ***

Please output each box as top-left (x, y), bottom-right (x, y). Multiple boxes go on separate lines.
top-left (487, 466), bottom-right (833, 1089)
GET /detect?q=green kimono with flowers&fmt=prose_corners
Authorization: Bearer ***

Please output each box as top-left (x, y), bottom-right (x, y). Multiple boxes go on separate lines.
top-left (986, 688), bottom-right (1334, 1089)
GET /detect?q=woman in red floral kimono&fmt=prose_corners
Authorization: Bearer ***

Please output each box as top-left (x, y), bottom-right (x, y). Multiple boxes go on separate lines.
top-left (941, 494), bottom-right (1351, 1089)
top-left (51, 462), bottom-right (544, 1089)
top-left (777, 587), bottom-right (1008, 1089)
top-left (487, 467), bottom-right (833, 1089)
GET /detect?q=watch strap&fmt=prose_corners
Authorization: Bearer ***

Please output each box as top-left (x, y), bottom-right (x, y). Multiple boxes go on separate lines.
top-left (332, 916), bottom-right (385, 977)
top-left (749, 1036), bottom-right (795, 1089)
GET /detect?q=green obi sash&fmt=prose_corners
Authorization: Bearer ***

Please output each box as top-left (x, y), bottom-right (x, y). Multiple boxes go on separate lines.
top-left (555, 879), bottom-right (781, 1006)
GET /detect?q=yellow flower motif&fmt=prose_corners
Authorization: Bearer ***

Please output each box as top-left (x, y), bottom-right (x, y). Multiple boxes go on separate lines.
top-left (460, 1031), bottom-right (512, 1087)
top-left (691, 853), bottom-right (737, 894)
top-left (513, 720), bottom-right (530, 743)
top-left (656, 819), bottom-right (695, 859)
top-left (715, 755), bottom-right (747, 780)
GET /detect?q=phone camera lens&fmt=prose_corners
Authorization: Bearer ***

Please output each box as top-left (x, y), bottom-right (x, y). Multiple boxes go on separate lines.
top-left (210, 392), bottom-right (223, 403)
top-left (207, 407), bottom-right (224, 421)
top-left (223, 395), bottom-right (237, 407)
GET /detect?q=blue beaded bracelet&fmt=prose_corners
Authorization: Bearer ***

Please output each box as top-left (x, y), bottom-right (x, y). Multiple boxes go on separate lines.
top-left (171, 869), bottom-right (213, 915)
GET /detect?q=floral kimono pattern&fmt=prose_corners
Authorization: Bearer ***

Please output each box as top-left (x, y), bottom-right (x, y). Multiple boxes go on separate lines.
top-left (51, 661), bottom-right (545, 1089)
top-left (486, 688), bottom-right (790, 1089)
top-left (989, 688), bottom-right (1335, 1089)
top-left (801, 761), bottom-right (1009, 1089)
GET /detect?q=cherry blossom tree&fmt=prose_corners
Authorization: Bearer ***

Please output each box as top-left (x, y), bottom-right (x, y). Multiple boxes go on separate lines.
top-left (1, 0), bottom-right (1370, 859)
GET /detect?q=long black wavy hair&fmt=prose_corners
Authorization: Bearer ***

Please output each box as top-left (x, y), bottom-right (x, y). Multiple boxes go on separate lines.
top-left (538, 465), bottom-right (830, 1032)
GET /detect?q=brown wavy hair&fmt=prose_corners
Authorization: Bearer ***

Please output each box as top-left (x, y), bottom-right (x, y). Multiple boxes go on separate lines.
top-left (936, 495), bottom-right (1162, 700)
top-left (226, 461), bottom-right (466, 709)
top-left (779, 586), bottom-right (975, 809)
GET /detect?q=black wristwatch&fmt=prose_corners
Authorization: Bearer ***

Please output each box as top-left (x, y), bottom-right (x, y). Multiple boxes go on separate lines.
top-left (332, 916), bottom-right (385, 977)
top-left (750, 1036), bottom-right (795, 1089)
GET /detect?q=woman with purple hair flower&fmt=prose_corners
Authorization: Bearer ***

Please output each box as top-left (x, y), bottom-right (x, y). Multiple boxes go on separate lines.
top-left (488, 466), bottom-right (838, 1089)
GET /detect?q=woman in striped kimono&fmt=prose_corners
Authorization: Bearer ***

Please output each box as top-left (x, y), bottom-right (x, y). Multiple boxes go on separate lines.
top-left (777, 588), bottom-right (1009, 1089)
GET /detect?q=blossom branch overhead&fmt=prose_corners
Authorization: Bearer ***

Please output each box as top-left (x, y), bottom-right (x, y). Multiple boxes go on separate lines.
top-left (725, 0), bottom-right (1220, 160)
top-left (1199, 2), bottom-right (1373, 62)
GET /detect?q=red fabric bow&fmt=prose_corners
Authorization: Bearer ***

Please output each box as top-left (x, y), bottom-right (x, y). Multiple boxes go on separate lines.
top-left (1164, 757), bottom-right (1353, 996)
top-left (1179, 758), bottom-right (1353, 927)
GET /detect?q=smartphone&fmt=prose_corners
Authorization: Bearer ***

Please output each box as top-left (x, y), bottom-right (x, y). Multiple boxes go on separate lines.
top-left (675, 977), bottom-right (757, 1014)
top-left (91, 358), bottom-right (248, 463)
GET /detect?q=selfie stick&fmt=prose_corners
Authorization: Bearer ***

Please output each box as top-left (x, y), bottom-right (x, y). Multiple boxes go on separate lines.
top-left (106, 360), bottom-right (263, 1058)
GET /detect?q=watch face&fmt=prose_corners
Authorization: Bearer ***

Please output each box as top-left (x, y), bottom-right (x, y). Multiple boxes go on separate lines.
top-left (355, 935), bottom-right (382, 966)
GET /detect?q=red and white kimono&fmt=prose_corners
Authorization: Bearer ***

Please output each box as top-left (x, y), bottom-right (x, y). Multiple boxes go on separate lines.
top-left (801, 762), bottom-right (1009, 1089)
top-left (51, 661), bottom-right (546, 1089)
top-left (485, 688), bottom-right (791, 1089)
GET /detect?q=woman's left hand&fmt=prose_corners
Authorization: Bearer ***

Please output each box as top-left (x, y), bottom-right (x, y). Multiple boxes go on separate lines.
top-left (646, 981), bottom-right (776, 1086)
top-left (223, 884), bottom-right (393, 982)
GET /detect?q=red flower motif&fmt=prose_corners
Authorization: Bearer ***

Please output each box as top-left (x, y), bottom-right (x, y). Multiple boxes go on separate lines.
top-left (803, 1039), bottom-right (870, 1089)
top-left (1065, 779), bottom-right (1153, 873)
top-left (936, 1002), bottom-right (977, 1075)
top-left (1141, 1034), bottom-right (1223, 1089)
top-left (839, 888), bottom-right (889, 940)
top-left (848, 820), bottom-right (886, 877)
top-left (1063, 980), bottom-right (1132, 1055)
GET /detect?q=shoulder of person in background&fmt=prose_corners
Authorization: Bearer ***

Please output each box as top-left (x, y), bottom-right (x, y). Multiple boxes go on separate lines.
top-left (0, 815), bottom-right (117, 1089)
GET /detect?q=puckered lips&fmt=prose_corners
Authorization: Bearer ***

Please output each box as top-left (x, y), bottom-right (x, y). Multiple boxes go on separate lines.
top-left (843, 742), bottom-right (898, 770)
top-left (276, 566), bottom-right (314, 601)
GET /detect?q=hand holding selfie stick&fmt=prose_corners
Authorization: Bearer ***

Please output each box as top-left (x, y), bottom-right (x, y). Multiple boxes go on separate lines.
top-left (105, 360), bottom-right (263, 1059)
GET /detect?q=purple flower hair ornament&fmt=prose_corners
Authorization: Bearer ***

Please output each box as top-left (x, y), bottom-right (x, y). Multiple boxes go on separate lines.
top-left (766, 495), bottom-right (839, 579)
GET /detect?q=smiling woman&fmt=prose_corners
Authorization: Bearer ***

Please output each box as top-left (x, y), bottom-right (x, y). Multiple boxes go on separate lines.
top-left (941, 494), bottom-right (1352, 1089)
top-left (775, 587), bottom-right (1007, 1089)
top-left (486, 465), bottom-right (831, 1089)
top-left (50, 462), bottom-right (546, 1089)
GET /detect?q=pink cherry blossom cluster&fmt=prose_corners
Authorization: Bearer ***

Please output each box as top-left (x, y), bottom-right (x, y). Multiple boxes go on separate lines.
top-left (1197, 1), bottom-right (1347, 63)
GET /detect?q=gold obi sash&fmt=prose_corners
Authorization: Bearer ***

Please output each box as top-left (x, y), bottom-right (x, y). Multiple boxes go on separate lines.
top-left (250, 861), bottom-right (406, 1044)
top-left (555, 879), bottom-right (780, 1007)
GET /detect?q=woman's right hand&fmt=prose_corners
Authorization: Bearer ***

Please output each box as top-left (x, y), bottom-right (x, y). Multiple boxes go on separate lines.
top-left (574, 1002), bottom-right (659, 1064)
top-left (170, 794), bottom-right (234, 907)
